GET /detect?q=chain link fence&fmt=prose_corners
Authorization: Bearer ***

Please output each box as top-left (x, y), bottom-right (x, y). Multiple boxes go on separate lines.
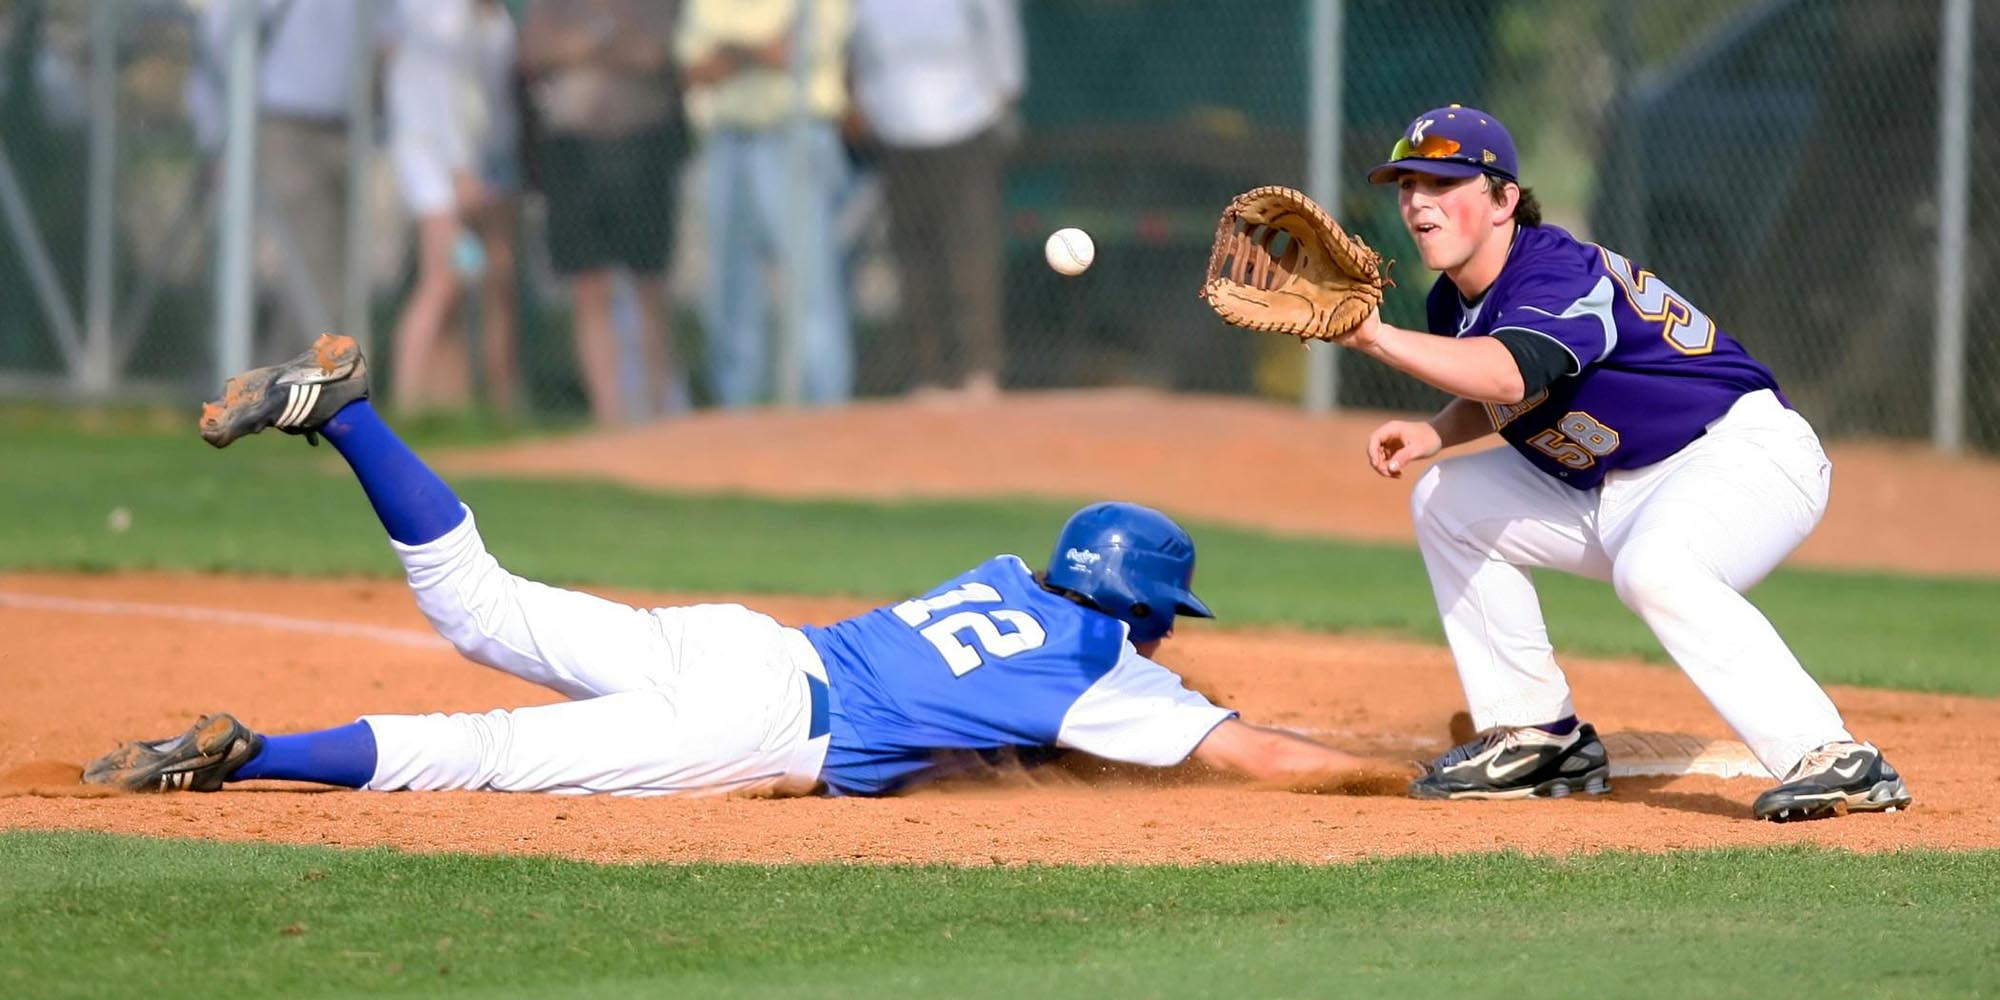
top-left (1, 0), bottom-right (1994, 449)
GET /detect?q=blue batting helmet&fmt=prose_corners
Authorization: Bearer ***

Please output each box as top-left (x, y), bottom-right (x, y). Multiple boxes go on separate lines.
top-left (1043, 502), bottom-right (1215, 644)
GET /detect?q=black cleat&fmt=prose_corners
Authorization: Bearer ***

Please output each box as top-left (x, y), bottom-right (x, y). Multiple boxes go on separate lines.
top-left (1753, 741), bottom-right (1912, 822)
top-left (82, 714), bottom-right (263, 792)
top-left (199, 333), bottom-right (368, 448)
top-left (1411, 722), bottom-right (1611, 800)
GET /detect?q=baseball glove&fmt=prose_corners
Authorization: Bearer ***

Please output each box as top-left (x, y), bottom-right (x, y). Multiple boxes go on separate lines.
top-left (1199, 185), bottom-right (1391, 342)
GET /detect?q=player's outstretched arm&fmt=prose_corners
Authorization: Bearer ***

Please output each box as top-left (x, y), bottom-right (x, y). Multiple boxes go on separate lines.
top-left (1190, 719), bottom-right (1409, 795)
top-left (1346, 309), bottom-right (1526, 404)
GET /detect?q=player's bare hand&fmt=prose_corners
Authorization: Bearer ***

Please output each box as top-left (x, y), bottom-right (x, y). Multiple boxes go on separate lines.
top-left (1367, 419), bottom-right (1442, 478)
top-left (1336, 305), bottom-right (1384, 351)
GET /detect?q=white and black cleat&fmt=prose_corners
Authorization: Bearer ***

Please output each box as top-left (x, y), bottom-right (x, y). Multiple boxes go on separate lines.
top-left (1753, 741), bottom-right (1912, 822)
top-left (199, 333), bottom-right (369, 448)
top-left (1410, 722), bottom-right (1612, 800)
top-left (82, 713), bottom-right (263, 793)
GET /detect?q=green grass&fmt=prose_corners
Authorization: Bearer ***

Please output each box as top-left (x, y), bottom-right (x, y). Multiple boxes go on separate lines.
top-left (2, 832), bottom-right (1995, 999)
top-left (3, 424), bottom-right (1997, 695)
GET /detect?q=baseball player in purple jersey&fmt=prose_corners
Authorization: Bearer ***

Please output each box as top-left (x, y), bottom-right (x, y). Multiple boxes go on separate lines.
top-left (82, 336), bottom-right (1394, 799)
top-left (1343, 105), bottom-right (1910, 821)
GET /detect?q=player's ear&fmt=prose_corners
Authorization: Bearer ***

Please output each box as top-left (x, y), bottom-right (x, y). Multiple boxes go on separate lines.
top-left (1487, 177), bottom-right (1520, 225)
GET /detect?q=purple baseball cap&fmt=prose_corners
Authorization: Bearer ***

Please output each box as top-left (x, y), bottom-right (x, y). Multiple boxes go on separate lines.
top-left (1366, 104), bottom-right (1519, 184)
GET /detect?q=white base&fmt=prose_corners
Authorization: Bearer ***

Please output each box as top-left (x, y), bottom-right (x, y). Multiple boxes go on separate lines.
top-left (1601, 731), bottom-right (1772, 779)
top-left (1294, 725), bottom-right (1774, 781)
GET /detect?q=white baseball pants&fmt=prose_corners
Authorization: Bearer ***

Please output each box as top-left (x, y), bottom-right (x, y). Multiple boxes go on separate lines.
top-left (359, 510), bottom-right (831, 796)
top-left (1409, 390), bottom-right (1851, 776)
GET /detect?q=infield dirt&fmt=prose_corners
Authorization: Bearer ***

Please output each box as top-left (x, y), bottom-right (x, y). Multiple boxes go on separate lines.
top-left (4, 391), bottom-right (1996, 863)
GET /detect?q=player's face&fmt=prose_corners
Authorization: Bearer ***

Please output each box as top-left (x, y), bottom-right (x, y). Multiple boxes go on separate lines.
top-left (1396, 172), bottom-right (1507, 272)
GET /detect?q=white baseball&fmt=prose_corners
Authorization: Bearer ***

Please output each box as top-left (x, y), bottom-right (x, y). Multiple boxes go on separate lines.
top-left (1044, 227), bottom-right (1095, 276)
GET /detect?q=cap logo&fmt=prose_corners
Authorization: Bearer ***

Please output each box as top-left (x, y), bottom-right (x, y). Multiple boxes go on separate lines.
top-left (1483, 150), bottom-right (1497, 164)
top-left (1409, 117), bottom-right (1435, 144)
top-left (1065, 547), bottom-right (1102, 570)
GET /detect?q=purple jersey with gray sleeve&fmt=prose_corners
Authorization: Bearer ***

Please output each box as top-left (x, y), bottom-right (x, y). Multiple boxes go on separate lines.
top-left (1424, 224), bottom-right (1781, 489)
top-left (801, 555), bottom-right (1236, 796)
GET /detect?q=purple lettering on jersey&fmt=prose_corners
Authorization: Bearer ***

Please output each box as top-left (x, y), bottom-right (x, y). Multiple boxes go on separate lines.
top-left (1425, 225), bottom-right (1782, 489)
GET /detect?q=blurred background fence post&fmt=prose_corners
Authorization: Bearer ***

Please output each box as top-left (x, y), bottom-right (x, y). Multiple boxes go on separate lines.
top-left (1932, 0), bottom-right (1972, 455)
top-left (1303, 0), bottom-right (1345, 413)
top-left (342, 0), bottom-right (377, 360)
top-left (212, 0), bottom-right (259, 386)
top-left (81, 0), bottom-right (117, 396)
top-left (776, 0), bottom-right (819, 408)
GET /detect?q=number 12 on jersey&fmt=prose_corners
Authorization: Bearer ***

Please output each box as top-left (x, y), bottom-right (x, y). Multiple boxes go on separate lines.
top-left (892, 584), bottom-right (1048, 676)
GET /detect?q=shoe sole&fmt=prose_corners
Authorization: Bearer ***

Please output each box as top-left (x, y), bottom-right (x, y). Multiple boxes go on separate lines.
top-left (199, 335), bottom-right (360, 448)
top-left (1757, 777), bottom-right (1913, 822)
top-left (1413, 765), bottom-right (1612, 801)
top-left (170, 714), bottom-right (257, 791)
top-left (82, 714), bottom-right (256, 792)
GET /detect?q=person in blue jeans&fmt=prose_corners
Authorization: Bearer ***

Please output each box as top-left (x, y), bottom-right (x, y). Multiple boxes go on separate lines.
top-left (678, 1), bottom-right (854, 407)
top-left (83, 336), bottom-right (1400, 798)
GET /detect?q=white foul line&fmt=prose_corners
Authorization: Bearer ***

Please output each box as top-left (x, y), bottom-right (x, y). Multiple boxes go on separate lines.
top-left (0, 590), bottom-right (450, 650)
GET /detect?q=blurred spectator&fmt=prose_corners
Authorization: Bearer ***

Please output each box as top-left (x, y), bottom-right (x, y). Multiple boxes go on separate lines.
top-left (519, 0), bottom-right (685, 427)
top-left (188, 0), bottom-right (393, 362)
top-left (386, 0), bottom-right (523, 417)
top-left (849, 0), bottom-right (1023, 403)
top-left (1, 3), bottom-right (87, 127)
top-left (678, 0), bottom-right (854, 408)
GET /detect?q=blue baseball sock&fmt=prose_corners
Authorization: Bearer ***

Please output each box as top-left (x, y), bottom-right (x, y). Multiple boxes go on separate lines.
top-left (1535, 715), bottom-right (1580, 737)
top-left (230, 721), bottom-right (378, 788)
top-left (320, 400), bottom-right (467, 545)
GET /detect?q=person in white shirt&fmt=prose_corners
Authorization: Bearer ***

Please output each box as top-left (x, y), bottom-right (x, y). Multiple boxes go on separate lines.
top-left (849, 0), bottom-right (1024, 402)
top-left (385, 0), bottom-right (524, 416)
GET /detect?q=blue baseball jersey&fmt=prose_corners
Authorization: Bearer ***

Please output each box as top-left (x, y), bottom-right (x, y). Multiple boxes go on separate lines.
top-left (802, 555), bottom-right (1236, 796)
top-left (1426, 224), bottom-right (1782, 489)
